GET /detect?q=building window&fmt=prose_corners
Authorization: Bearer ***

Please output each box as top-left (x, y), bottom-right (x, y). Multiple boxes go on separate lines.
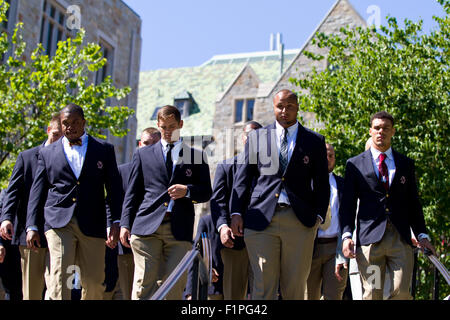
top-left (234, 98), bottom-right (255, 123)
top-left (39, 0), bottom-right (71, 57)
top-left (173, 91), bottom-right (199, 118)
top-left (95, 40), bottom-right (115, 85)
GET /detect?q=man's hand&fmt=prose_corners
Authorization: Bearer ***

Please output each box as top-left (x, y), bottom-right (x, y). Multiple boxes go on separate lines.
top-left (26, 231), bottom-right (41, 252)
top-left (342, 238), bottom-right (355, 259)
top-left (120, 227), bottom-right (132, 248)
top-left (212, 268), bottom-right (219, 283)
top-left (417, 238), bottom-right (437, 257)
top-left (220, 226), bottom-right (234, 248)
top-left (335, 262), bottom-right (348, 282)
top-left (231, 215), bottom-right (244, 237)
top-left (0, 245), bottom-right (5, 263)
top-left (106, 222), bottom-right (120, 249)
top-left (0, 220), bottom-right (14, 240)
top-left (168, 184), bottom-right (188, 200)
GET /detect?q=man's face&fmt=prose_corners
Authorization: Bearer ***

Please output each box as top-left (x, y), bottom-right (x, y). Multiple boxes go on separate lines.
top-left (47, 121), bottom-right (63, 144)
top-left (157, 116), bottom-right (183, 143)
top-left (139, 132), bottom-right (160, 148)
top-left (242, 124), bottom-right (256, 145)
top-left (61, 112), bottom-right (86, 141)
top-left (369, 118), bottom-right (395, 151)
top-left (326, 145), bottom-right (336, 173)
top-left (273, 92), bottom-right (299, 128)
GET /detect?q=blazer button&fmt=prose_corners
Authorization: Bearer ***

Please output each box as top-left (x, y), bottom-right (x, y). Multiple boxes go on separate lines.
top-left (386, 194), bottom-right (389, 198)
top-left (77, 181), bottom-right (80, 185)
top-left (281, 177), bottom-right (285, 182)
top-left (385, 208), bottom-right (389, 212)
top-left (192, 201), bottom-right (198, 204)
top-left (72, 198), bottom-right (77, 202)
top-left (164, 202), bottom-right (168, 207)
top-left (275, 193), bottom-right (279, 198)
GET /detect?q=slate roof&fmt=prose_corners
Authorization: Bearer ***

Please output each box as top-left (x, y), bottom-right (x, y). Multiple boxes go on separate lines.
top-left (136, 51), bottom-right (299, 138)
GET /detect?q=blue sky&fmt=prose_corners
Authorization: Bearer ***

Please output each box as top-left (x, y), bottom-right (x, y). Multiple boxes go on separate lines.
top-left (122, 0), bottom-right (446, 71)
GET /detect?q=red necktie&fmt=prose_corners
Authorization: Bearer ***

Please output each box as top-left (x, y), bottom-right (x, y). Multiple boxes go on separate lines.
top-left (378, 153), bottom-right (389, 191)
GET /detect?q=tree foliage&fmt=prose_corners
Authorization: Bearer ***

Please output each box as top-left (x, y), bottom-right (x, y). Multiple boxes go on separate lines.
top-left (0, 0), bottom-right (134, 188)
top-left (291, 0), bottom-right (449, 299)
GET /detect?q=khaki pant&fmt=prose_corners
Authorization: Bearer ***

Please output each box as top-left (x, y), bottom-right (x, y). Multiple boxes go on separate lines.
top-left (45, 217), bottom-right (106, 300)
top-left (117, 253), bottom-right (134, 300)
top-left (130, 222), bottom-right (191, 300)
top-left (19, 246), bottom-right (50, 300)
top-left (356, 219), bottom-right (414, 300)
top-left (244, 207), bottom-right (319, 300)
top-left (306, 241), bottom-right (348, 300)
top-left (220, 247), bottom-right (250, 300)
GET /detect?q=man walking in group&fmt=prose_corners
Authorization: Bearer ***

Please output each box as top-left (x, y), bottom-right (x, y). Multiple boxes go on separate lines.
top-left (1, 114), bottom-right (62, 300)
top-left (26, 104), bottom-right (122, 300)
top-left (120, 105), bottom-right (212, 300)
top-left (230, 89), bottom-right (330, 300)
top-left (340, 111), bottom-right (435, 300)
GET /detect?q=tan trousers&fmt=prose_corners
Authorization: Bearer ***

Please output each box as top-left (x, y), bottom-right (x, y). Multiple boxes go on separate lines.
top-left (244, 207), bottom-right (319, 300)
top-left (306, 241), bottom-right (348, 300)
top-left (117, 253), bottom-right (134, 300)
top-left (220, 247), bottom-right (250, 300)
top-left (19, 246), bottom-right (50, 300)
top-left (356, 220), bottom-right (414, 300)
top-left (45, 217), bottom-right (106, 300)
top-left (130, 222), bottom-right (191, 300)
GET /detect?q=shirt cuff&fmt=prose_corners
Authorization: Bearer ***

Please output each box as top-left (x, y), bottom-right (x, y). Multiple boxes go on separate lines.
top-left (317, 215), bottom-right (323, 223)
top-left (342, 232), bottom-right (352, 241)
top-left (27, 226), bottom-right (38, 233)
top-left (231, 212), bottom-right (241, 217)
top-left (185, 188), bottom-right (191, 198)
top-left (418, 233), bottom-right (431, 241)
top-left (217, 224), bottom-right (228, 233)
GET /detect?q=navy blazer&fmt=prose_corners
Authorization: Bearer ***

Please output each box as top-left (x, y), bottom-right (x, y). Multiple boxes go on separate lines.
top-left (231, 122), bottom-right (330, 231)
top-left (117, 162), bottom-right (133, 255)
top-left (121, 141), bottom-right (212, 242)
top-left (185, 214), bottom-right (223, 297)
top-left (26, 135), bottom-right (122, 239)
top-left (339, 149), bottom-right (427, 246)
top-left (210, 156), bottom-right (246, 250)
top-left (1, 144), bottom-right (47, 247)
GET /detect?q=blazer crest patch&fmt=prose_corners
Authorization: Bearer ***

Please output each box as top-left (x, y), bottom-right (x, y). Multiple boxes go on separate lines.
top-left (185, 168), bottom-right (192, 177)
top-left (97, 161), bottom-right (104, 170)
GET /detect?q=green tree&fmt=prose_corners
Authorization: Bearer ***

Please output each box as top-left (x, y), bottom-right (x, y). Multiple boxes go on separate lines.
top-left (291, 0), bottom-right (449, 299)
top-left (0, 0), bottom-right (134, 188)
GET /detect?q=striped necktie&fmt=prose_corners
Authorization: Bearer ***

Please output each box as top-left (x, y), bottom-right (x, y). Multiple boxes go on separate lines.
top-left (279, 128), bottom-right (289, 173)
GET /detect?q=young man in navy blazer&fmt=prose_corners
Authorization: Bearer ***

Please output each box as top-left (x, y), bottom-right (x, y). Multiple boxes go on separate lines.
top-left (230, 89), bottom-right (330, 300)
top-left (340, 111), bottom-right (436, 300)
top-left (120, 105), bottom-right (212, 300)
top-left (211, 121), bottom-right (262, 300)
top-left (0, 114), bottom-right (62, 300)
top-left (26, 104), bottom-right (122, 300)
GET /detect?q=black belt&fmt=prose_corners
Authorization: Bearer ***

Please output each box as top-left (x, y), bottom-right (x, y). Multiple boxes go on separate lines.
top-left (276, 203), bottom-right (291, 209)
top-left (317, 237), bottom-right (338, 244)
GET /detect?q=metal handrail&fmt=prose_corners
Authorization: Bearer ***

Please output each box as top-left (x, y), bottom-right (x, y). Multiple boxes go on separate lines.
top-left (150, 235), bottom-right (211, 300)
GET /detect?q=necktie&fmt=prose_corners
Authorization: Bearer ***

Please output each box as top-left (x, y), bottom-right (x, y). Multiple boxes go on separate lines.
top-left (378, 153), bottom-right (389, 191)
top-left (166, 144), bottom-right (175, 180)
top-left (69, 138), bottom-right (82, 147)
top-left (279, 129), bottom-right (289, 173)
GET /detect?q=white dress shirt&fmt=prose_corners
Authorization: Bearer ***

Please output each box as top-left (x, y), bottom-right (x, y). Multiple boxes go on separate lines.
top-left (62, 133), bottom-right (89, 179)
top-left (318, 173), bottom-right (340, 238)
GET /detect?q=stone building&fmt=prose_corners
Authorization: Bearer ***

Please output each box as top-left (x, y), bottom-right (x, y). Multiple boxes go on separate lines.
top-left (136, 0), bottom-right (366, 227)
top-left (2, 0), bottom-right (142, 163)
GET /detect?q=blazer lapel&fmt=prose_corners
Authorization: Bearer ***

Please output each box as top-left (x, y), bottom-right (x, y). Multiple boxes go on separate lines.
top-left (57, 138), bottom-right (78, 181)
top-left (361, 150), bottom-right (385, 194)
top-left (170, 142), bottom-right (187, 185)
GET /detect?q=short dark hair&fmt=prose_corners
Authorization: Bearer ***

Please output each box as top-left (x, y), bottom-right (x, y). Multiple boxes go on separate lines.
top-left (274, 89), bottom-right (298, 102)
top-left (142, 127), bottom-right (161, 138)
top-left (157, 105), bottom-right (181, 123)
top-left (60, 103), bottom-right (85, 120)
top-left (370, 111), bottom-right (394, 127)
top-left (244, 121), bottom-right (262, 130)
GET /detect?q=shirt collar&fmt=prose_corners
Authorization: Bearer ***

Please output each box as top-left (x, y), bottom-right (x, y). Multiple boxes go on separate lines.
top-left (370, 146), bottom-right (393, 161)
top-left (161, 138), bottom-right (182, 150)
top-left (62, 132), bottom-right (88, 147)
top-left (275, 121), bottom-right (299, 138)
